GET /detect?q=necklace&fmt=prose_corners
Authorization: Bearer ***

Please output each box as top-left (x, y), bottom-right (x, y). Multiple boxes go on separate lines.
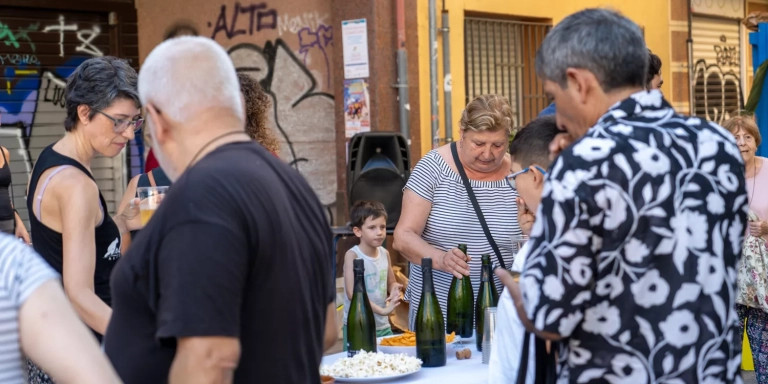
top-left (186, 130), bottom-right (250, 171)
top-left (749, 157), bottom-right (758, 208)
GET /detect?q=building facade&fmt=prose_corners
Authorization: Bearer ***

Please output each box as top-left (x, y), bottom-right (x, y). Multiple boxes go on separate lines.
top-left (0, 0), bottom-right (766, 226)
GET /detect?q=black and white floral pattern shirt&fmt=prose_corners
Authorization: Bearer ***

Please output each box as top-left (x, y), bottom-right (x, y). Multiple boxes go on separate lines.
top-left (522, 90), bottom-right (747, 384)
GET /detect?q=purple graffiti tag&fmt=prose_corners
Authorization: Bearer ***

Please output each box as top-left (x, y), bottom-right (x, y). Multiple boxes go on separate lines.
top-left (209, 2), bottom-right (277, 39)
top-left (298, 24), bottom-right (332, 85)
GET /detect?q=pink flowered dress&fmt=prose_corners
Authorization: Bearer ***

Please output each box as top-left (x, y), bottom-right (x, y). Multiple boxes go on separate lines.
top-left (736, 157), bottom-right (768, 311)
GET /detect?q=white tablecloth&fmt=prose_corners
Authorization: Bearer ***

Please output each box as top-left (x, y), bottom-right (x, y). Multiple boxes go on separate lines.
top-left (321, 342), bottom-right (489, 383)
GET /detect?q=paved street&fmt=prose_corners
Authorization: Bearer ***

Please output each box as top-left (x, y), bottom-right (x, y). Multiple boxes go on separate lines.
top-left (744, 370), bottom-right (756, 384)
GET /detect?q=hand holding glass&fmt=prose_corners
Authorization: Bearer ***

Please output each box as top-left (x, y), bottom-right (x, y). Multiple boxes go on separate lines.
top-left (136, 186), bottom-right (168, 226)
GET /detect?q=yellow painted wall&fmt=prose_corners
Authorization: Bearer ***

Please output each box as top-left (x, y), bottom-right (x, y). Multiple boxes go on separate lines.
top-left (417, 0), bottom-right (671, 157)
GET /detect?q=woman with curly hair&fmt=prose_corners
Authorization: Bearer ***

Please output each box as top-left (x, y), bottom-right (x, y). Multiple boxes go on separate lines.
top-left (237, 73), bottom-right (280, 155)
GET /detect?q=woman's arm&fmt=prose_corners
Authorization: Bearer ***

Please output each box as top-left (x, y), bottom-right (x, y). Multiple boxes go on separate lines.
top-left (392, 189), bottom-right (470, 278)
top-left (115, 174), bottom-right (141, 253)
top-left (1, 147), bottom-right (30, 244)
top-left (20, 280), bottom-right (121, 384)
top-left (56, 172), bottom-right (112, 335)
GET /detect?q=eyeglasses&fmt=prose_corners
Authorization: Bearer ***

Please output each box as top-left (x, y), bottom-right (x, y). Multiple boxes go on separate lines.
top-left (95, 109), bottom-right (144, 133)
top-left (505, 165), bottom-right (547, 190)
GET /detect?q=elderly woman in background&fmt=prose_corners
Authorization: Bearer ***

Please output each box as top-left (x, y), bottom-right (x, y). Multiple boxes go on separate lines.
top-left (393, 94), bottom-right (522, 329)
top-left (25, 57), bottom-right (142, 383)
top-left (725, 115), bottom-right (768, 382)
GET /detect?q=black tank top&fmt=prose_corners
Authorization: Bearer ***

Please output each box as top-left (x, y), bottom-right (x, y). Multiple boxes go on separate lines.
top-left (0, 153), bottom-right (13, 220)
top-left (26, 144), bottom-right (121, 306)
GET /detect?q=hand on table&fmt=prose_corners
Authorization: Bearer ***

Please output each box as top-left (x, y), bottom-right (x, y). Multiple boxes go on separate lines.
top-left (517, 197), bottom-right (535, 236)
top-left (437, 247), bottom-right (471, 279)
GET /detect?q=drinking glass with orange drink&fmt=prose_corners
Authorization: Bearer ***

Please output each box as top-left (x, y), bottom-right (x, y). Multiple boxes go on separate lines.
top-left (136, 186), bottom-right (169, 225)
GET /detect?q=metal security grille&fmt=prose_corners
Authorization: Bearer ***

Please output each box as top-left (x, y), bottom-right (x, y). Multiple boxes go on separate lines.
top-left (464, 17), bottom-right (551, 130)
top-left (691, 16), bottom-right (743, 125)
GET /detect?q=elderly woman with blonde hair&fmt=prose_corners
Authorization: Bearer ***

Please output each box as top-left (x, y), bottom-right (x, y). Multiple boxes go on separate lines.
top-left (393, 94), bottom-right (522, 329)
top-left (724, 114), bottom-right (768, 382)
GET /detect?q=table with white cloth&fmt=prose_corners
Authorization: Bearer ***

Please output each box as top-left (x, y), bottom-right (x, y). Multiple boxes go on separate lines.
top-left (321, 343), bottom-right (489, 383)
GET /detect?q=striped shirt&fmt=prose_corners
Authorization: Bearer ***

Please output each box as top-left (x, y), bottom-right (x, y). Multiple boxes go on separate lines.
top-left (403, 149), bottom-right (522, 330)
top-left (0, 234), bottom-right (58, 383)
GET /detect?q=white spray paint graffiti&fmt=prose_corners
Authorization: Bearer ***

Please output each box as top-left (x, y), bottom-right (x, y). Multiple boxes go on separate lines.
top-left (43, 15), bottom-right (103, 58)
top-left (277, 12), bottom-right (330, 36)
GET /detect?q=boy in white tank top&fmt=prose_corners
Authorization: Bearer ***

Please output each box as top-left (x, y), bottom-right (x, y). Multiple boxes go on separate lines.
top-left (342, 201), bottom-right (402, 350)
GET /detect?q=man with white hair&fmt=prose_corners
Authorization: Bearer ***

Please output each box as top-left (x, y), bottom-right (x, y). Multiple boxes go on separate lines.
top-left (104, 36), bottom-right (334, 383)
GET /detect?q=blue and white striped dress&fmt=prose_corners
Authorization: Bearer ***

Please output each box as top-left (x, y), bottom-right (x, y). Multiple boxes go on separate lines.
top-left (403, 149), bottom-right (522, 330)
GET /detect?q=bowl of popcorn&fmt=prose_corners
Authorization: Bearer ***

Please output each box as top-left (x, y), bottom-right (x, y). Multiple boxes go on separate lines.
top-left (320, 351), bottom-right (423, 381)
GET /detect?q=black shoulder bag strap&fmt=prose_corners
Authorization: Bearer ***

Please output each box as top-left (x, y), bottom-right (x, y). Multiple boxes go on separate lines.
top-left (450, 142), bottom-right (506, 270)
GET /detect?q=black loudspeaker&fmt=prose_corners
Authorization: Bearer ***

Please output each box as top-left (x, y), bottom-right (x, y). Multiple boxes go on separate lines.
top-left (347, 132), bottom-right (410, 229)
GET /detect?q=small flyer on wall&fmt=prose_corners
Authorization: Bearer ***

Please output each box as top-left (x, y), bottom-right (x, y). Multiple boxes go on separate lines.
top-left (344, 79), bottom-right (370, 138)
top-left (341, 18), bottom-right (370, 79)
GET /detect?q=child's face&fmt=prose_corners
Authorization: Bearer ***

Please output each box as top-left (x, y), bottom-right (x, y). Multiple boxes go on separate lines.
top-left (353, 215), bottom-right (387, 247)
top-left (510, 161), bottom-right (545, 212)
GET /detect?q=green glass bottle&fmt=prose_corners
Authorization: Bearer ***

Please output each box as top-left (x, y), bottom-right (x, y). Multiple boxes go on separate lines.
top-left (475, 254), bottom-right (499, 352)
top-left (347, 259), bottom-right (376, 357)
top-left (447, 244), bottom-right (474, 338)
top-left (416, 258), bottom-right (446, 367)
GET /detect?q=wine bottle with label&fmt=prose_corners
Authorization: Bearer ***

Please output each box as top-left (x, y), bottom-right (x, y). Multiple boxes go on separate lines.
top-left (475, 254), bottom-right (499, 352)
top-left (416, 258), bottom-right (446, 367)
top-left (447, 244), bottom-right (474, 338)
top-left (347, 258), bottom-right (376, 357)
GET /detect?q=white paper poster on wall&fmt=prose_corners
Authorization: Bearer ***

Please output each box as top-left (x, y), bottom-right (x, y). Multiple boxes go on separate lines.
top-left (341, 18), bottom-right (370, 79)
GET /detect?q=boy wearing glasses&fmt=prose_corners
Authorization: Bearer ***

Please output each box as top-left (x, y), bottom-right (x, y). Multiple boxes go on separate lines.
top-left (490, 115), bottom-right (559, 384)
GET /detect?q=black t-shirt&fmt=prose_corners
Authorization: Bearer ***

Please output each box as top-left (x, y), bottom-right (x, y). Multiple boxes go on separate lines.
top-left (104, 142), bottom-right (334, 383)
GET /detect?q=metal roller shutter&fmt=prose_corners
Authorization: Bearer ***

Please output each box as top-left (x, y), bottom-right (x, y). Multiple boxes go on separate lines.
top-left (691, 16), bottom-right (744, 125)
top-left (464, 17), bottom-right (551, 131)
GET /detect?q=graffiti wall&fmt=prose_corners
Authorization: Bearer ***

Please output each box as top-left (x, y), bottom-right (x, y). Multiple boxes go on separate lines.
top-left (691, 16), bottom-right (744, 125)
top-left (136, 0), bottom-right (337, 214)
top-left (0, 8), bottom-right (126, 224)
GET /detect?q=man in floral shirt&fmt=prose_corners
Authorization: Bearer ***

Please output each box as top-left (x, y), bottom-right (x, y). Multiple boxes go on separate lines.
top-left (497, 8), bottom-right (747, 384)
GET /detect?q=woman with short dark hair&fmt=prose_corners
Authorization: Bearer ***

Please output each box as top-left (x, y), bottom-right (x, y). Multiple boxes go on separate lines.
top-left (25, 56), bottom-right (142, 383)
